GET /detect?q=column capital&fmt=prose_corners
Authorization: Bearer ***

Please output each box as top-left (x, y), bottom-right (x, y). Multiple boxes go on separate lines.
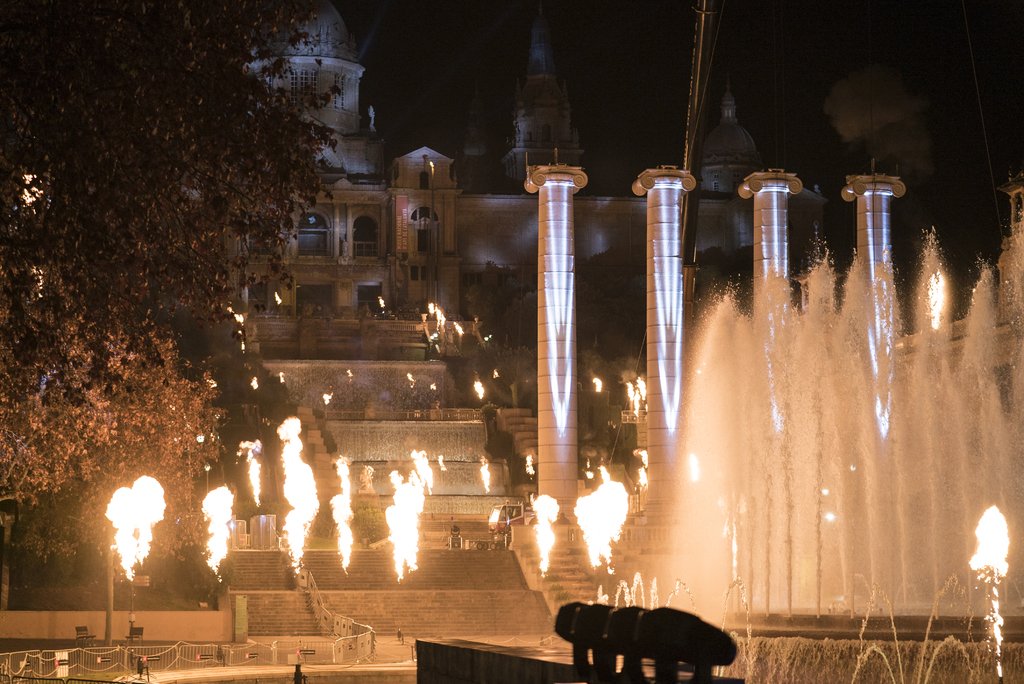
top-left (738, 169), bottom-right (803, 199)
top-left (524, 164), bottom-right (588, 194)
top-left (632, 166), bottom-right (697, 196)
top-left (841, 174), bottom-right (906, 202)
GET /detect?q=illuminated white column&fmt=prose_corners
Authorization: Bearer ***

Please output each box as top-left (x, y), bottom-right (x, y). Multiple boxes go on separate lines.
top-left (526, 164), bottom-right (589, 514)
top-left (738, 170), bottom-right (803, 291)
top-left (632, 167), bottom-right (696, 503)
top-left (841, 174), bottom-right (905, 440)
top-left (841, 174), bottom-right (906, 279)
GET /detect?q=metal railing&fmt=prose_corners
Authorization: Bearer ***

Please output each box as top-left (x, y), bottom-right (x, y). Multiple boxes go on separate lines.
top-left (0, 638), bottom-right (372, 682)
top-left (620, 409), bottom-right (647, 424)
top-left (325, 408), bottom-right (481, 422)
top-left (298, 569), bottom-right (375, 659)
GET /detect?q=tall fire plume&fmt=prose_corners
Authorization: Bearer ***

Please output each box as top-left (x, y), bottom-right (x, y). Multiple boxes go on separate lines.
top-left (105, 476), bottom-right (166, 581)
top-left (385, 470), bottom-right (426, 581)
top-left (330, 458), bottom-right (354, 571)
top-left (480, 458), bottom-right (491, 493)
top-left (533, 494), bottom-right (559, 575)
top-left (278, 417), bottom-right (318, 571)
top-left (574, 466), bottom-right (629, 570)
top-left (238, 440), bottom-right (262, 506)
top-left (970, 505), bottom-right (1009, 681)
top-left (202, 486), bottom-right (234, 575)
top-left (411, 449), bottom-right (434, 494)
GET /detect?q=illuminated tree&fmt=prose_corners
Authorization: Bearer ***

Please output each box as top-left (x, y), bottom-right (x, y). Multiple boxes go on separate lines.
top-left (0, 0), bottom-right (332, 398)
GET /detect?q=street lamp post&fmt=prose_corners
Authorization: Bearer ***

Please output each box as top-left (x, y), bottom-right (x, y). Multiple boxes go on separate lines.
top-left (429, 159), bottom-right (438, 304)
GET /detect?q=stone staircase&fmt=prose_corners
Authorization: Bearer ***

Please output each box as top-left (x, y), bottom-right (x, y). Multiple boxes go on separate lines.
top-left (295, 405), bottom-right (339, 500)
top-left (512, 527), bottom-right (598, 614)
top-left (240, 591), bottom-right (322, 636)
top-left (229, 550), bottom-right (296, 590)
top-left (496, 408), bottom-right (537, 457)
top-left (228, 548), bottom-right (552, 639)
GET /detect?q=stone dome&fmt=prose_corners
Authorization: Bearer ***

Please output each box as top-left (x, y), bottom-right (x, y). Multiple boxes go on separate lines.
top-left (703, 86), bottom-right (760, 166)
top-left (284, 0), bottom-right (357, 61)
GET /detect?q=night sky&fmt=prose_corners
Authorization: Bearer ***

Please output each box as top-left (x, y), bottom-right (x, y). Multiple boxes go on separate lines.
top-left (336, 0), bottom-right (1023, 302)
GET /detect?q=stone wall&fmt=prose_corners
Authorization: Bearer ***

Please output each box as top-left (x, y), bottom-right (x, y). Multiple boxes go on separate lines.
top-left (0, 609), bottom-right (231, 641)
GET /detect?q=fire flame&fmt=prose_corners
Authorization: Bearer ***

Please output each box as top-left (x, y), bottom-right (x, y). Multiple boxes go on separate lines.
top-left (278, 417), bottom-right (318, 571)
top-left (322, 391), bottom-right (333, 406)
top-left (534, 494), bottom-right (559, 575)
top-left (927, 271), bottom-right (946, 331)
top-left (492, 368), bottom-right (499, 379)
top-left (378, 295), bottom-right (385, 310)
top-left (407, 372), bottom-right (415, 388)
top-left (274, 291), bottom-right (282, 305)
top-left (330, 458), bottom-right (354, 571)
top-left (437, 455), bottom-right (447, 472)
top-left (970, 505), bottom-right (1009, 679)
top-left (279, 371), bottom-right (285, 383)
top-left (525, 454), bottom-right (535, 477)
top-left (202, 486), bottom-right (234, 575)
top-left (385, 470), bottom-right (426, 581)
top-left (411, 449), bottom-right (435, 495)
top-left (593, 377), bottom-right (603, 393)
top-left (480, 458), bottom-right (491, 493)
top-left (574, 466), bottom-right (629, 569)
top-left (250, 376), bottom-right (259, 390)
top-left (626, 378), bottom-right (647, 417)
top-left (238, 440), bottom-right (262, 506)
top-left (474, 380), bottom-right (485, 400)
top-left (105, 476), bottom-right (166, 581)
top-left (453, 322), bottom-right (464, 336)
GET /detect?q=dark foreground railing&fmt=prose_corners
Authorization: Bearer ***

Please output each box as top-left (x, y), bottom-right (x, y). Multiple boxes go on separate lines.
top-left (555, 603), bottom-right (739, 684)
top-left (0, 638), bottom-right (373, 683)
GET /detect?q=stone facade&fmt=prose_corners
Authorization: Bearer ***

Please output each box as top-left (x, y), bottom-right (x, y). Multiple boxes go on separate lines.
top-left (244, 3), bottom-right (826, 359)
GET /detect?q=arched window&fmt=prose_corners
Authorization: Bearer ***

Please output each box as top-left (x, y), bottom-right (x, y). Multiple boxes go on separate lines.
top-left (289, 69), bottom-right (318, 106)
top-left (410, 207), bottom-right (438, 222)
top-left (332, 73), bottom-right (345, 111)
top-left (542, 123), bottom-right (552, 142)
top-left (410, 207), bottom-right (437, 254)
top-left (298, 213), bottom-right (330, 256)
top-left (353, 216), bottom-right (378, 257)
top-left (419, 171), bottom-right (430, 189)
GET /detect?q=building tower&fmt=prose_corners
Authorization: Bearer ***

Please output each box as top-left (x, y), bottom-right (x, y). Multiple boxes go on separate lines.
top-left (459, 88), bottom-right (491, 194)
top-left (502, 8), bottom-right (583, 184)
top-left (695, 84), bottom-right (763, 257)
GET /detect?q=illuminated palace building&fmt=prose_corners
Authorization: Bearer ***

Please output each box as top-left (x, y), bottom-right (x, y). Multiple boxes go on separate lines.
top-left (243, 1), bottom-right (825, 360)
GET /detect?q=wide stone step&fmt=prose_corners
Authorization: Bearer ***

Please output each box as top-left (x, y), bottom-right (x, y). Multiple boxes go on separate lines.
top-left (323, 589), bottom-right (550, 637)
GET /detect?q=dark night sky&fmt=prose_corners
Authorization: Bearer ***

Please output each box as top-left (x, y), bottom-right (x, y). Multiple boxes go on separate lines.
top-left (335, 0), bottom-right (1024, 298)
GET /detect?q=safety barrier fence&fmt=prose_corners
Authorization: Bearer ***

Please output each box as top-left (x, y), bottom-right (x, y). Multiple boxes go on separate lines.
top-left (0, 636), bottom-right (374, 682)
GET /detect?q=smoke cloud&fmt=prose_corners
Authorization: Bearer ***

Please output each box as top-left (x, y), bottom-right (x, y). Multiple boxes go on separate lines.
top-left (824, 64), bottom-right (933, 181)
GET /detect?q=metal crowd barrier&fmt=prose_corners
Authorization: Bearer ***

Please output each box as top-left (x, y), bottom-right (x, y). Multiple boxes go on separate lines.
top-left (0, 637), bottom-right (374, 682)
